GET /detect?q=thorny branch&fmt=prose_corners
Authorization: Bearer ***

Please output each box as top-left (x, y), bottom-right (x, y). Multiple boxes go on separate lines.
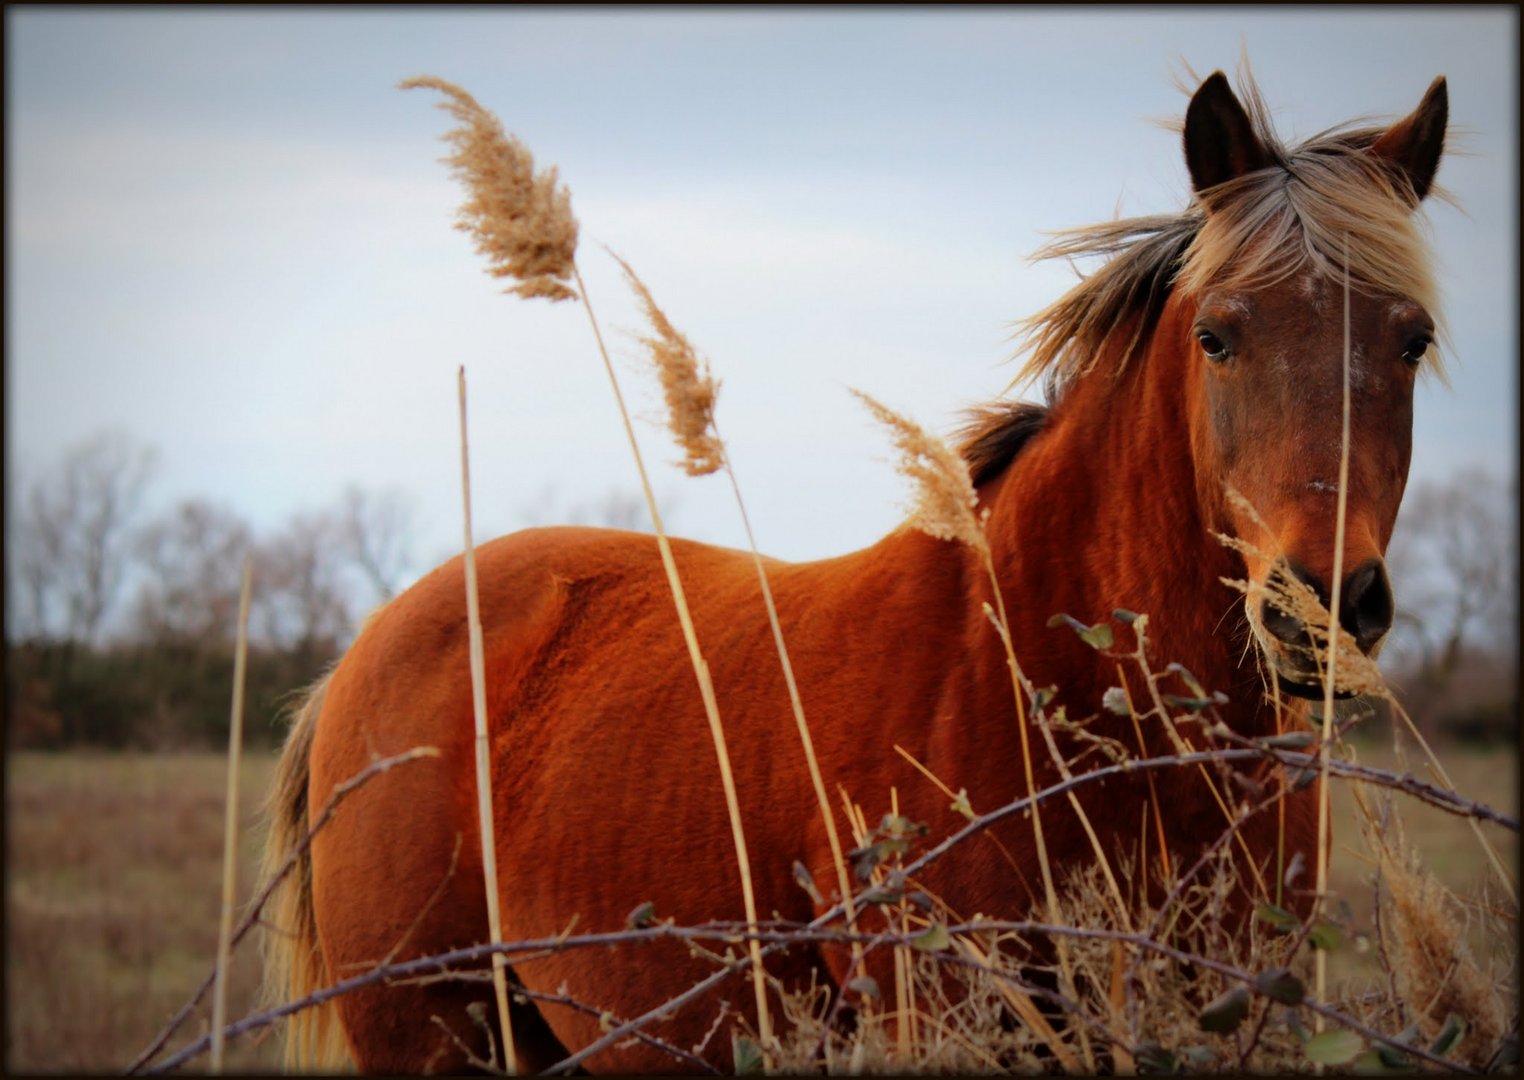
top-left (140, 743), bottom-right (1511, 1073)
top-left (144, 915), bottom-right (1480, 1075)
top-left (403, 969), bottom-right (723, 1074)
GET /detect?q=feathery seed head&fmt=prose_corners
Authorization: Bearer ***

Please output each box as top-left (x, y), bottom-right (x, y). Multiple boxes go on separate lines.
top-left (1216, 533), bottom-right (1389, 698)
top-left (401, 76), bottom-right (579, 303)
top-left (610, 251), bottom-right (724, 477)
top-left (855, 391), bottom-right (988, 555)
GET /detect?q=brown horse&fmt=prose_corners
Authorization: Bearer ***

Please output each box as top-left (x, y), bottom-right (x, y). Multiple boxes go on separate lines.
top-left (260, 69), bottom-right (1448, 1073)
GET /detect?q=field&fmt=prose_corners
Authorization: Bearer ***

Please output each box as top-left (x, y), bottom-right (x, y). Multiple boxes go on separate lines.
top-left (7, 751), bottom-right (282, 1072)
top-left (5, 739), bottom-right (1516, 1073)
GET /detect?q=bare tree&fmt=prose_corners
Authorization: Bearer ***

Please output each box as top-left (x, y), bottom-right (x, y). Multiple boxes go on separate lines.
top-left (130, 499), bottom-right (254, 646)
top-left (9, 432), bottom-right (156, 644)
top-left (515, 484), bottom-right (660, 533)
top-left (252, 510), bottom-right (352, 659)
top-left (1384, 467), bottom-right (1518, 724)
top-left (337, 485), bottom-right (416, 605)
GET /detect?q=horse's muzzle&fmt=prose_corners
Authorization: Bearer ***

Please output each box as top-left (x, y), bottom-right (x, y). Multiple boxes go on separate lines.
top-left (1252, 556), bottom-right (1393, 701)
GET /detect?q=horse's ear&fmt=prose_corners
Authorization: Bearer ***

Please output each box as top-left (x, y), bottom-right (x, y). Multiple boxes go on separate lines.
top-left (1184, 71), bottom-right (1273, 196)
top-left (1370, 76), bottom-right (1448, 203)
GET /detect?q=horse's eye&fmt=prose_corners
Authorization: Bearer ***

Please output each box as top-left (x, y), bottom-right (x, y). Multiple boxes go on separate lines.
top-left (1402, 334), bottom-right (1432, 364)
top-left (1196, 330), bottom-right (1230, 363)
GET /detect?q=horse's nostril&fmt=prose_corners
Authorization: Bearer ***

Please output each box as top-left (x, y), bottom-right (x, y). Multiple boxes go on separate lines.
top-left (1260, 561), bottom-right (1323, 647)
top-left (1259, 597), bottom-right (1305, 645)
top-left (1341, 559), bottom-right (1394, 654)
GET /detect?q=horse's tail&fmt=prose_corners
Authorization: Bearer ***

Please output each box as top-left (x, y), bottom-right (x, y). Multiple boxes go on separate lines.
top-left (257, 671), bottom-right (353, 1071)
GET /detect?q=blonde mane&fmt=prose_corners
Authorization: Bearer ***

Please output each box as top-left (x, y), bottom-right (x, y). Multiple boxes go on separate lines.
top-left (1014, 71), bottom-right (1447, 391)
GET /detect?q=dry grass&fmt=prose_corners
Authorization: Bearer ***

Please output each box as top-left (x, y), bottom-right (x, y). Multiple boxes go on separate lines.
top-left (763, 735), bottom-right (1516, 1075)
top-left (152, 76), bottom-right (1508, 1076)
top-left (6, 751), bottom-right (282, 1072)
top-left (7, 734), bottom-right (1512, 1074)
top-left (1326, 737), bottom-right (1519, 1000)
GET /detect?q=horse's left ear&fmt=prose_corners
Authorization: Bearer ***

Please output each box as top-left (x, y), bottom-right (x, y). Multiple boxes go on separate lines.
top-left (1370, 76), bottom-right (1448, 203)
top-left (1184, 71), bottom-right (1274, 195)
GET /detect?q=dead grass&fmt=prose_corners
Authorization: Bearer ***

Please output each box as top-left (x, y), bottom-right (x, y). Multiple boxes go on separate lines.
top-left (1325, 735), bottom-right (1518, 1006)
top-left (1331, 736), bottom-right (1518, 897)
top-left (6, 750), bottom-right (282, 1072)
top-left (764, 735), bottom-right (1516, 1074)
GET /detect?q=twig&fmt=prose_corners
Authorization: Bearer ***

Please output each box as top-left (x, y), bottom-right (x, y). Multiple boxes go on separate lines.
top-left (514, 985), bottom-right (722, 1073)
top-left (430, 1013), bottom-right (499, 1073)
top-left (1228, 739), bottom-right (1518, 830)
top-left (951, 920), bottom-right (1480, 1075)
top-left (145, 900), bottom-right (1489, 1075)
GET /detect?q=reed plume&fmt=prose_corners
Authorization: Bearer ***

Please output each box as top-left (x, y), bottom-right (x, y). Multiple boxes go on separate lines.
top-left (851, 391), bottom-right (989, 557)
top-left (608, 251), bottom-right (725, 476)
top-left (400, 76), bottom-right (579, 303)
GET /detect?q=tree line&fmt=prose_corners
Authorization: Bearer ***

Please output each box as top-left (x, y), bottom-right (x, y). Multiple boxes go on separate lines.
top-left (5, 432), bottom-right (1516, 749)
top-left (8, 432), bottom-right (416, 749)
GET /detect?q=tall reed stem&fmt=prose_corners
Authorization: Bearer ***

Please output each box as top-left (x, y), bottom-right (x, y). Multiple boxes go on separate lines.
top-left (714, 429), bottom-right (862, 982)
top-left (210, 556), bottom-right (252, 1073)
top-left (458, 367), bottom-right (518, 1074)
top-left (1313, 245), bottom-right (1355, 1043)
top-left (571, 262), bottom-right (773, 1058)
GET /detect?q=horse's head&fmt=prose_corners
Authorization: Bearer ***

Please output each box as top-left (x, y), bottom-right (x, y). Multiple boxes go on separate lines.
top-left (1178, 71), bottom-right (1447, 698)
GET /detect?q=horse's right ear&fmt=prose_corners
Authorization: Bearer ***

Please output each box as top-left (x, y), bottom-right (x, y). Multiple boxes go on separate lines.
top-left (1184, 71), bottom-right (1273, 196)
top-left (1370, 76), bottom-right (1448, 203)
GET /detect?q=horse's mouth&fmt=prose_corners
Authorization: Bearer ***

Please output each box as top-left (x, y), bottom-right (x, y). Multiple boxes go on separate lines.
top-left (1274, 673), bottom-right (1355, 702)
top-left (1248, 608), bottom-right (1360, 702)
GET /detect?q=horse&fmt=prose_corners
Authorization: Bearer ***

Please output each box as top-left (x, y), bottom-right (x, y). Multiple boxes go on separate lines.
top-left (259, 68), bottom-right (1448, 1073)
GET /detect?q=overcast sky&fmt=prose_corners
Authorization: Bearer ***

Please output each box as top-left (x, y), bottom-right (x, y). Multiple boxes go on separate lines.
top-left (7, 8), bottom-right (1516, 586)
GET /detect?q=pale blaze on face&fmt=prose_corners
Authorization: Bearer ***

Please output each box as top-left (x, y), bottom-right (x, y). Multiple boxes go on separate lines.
top-left (1189, 271), bottom-right (1434, 697)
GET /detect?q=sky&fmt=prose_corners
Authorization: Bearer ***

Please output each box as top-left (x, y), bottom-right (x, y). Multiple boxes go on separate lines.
top-left (7, 8), bottom-right (1517, 591)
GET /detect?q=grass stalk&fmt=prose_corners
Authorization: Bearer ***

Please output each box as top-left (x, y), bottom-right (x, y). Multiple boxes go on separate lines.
top-left (890, 787), bottom-right (914, 1063)
top-left (981, 563), bottom-right (1105, 1070)
top-left (209, 556), bottom-right (253, 1073)
top-left (982, 573), bottom-right (1060, 920)
top-left (570, 261), bottom-right (773, 1059)
top-left (854, 389), bottom-right (1092, 1064)
top-left (458, 367), bottom-right (518, 1074)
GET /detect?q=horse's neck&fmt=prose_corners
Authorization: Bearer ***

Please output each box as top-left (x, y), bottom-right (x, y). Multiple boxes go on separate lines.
top-left (986, 307), bottom-right (1257, 712)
